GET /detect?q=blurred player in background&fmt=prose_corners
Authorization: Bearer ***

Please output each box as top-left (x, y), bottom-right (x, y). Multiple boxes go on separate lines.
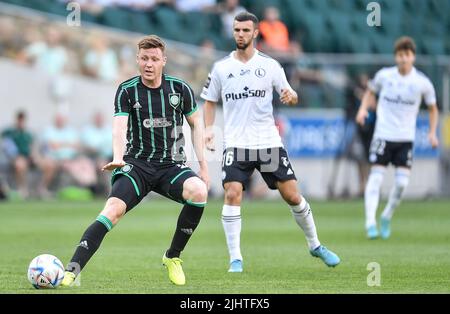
top-left (62, 35), bottom-right (208, 286)
top-left (202, 12), bottom-right (340, 273)
top-left (356, 36), bottom-right (439, 239)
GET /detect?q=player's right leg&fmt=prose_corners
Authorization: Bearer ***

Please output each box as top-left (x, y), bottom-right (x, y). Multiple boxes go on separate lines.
top-left (62, 173), bottom-right (142, 287)
top-left (221, 148), bottom-right (254, 273)
top-left (364, 139), bottom-right (390, 239)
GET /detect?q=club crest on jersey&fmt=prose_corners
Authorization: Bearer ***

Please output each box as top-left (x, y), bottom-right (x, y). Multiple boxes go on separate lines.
top-left (133, 101), bottom-right (142, 109)
top-left (169, 93), bottom-right (181, 109)
top-left (255, 68), bottom-right (266, 78)
top-left (121, 164), bottom-right (133, 173)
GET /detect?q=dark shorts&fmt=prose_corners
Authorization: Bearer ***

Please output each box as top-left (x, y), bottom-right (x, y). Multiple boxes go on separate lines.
top-left (369, 139), bottom-right (413, 168)
top-left (222, 147), bottom-right (297, 190)
top-left (109, 157), bottom-right (198, 212)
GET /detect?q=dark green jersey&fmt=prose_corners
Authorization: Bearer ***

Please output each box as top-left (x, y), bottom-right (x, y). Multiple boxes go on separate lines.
top-left (114, 75), bottom-right (198, 164)
top-left (1, 128), bottom-right (33, 157)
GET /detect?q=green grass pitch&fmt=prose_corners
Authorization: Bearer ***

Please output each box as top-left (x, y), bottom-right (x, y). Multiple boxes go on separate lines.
top-left (1, 199), bottom-right (449, 293)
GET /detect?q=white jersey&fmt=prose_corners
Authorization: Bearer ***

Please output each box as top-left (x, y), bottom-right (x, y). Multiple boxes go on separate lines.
top-left (201, 49), bottom-right (293, 149)
top-left (368, 66), bottom-right (436, 142)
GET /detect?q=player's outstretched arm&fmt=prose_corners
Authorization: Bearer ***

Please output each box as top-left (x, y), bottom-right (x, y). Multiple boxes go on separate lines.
top-left (356, 89), bottom-right (376, 126)
top-left (102, 116), bottom-right (128, 171)
top-left (203, 100), bottom-right (217, 151)
top-left (186, 110), bottom-right (210, 189)
top-left (428, 104), bottom-right (439, 148)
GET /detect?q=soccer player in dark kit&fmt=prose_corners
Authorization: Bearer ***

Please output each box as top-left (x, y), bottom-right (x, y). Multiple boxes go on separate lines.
top-left (62, 35), bottom-right (209, 286)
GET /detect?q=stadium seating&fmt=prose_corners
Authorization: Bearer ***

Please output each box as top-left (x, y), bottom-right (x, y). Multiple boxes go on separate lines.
top-left (2, 0), bottom-right (448, 55)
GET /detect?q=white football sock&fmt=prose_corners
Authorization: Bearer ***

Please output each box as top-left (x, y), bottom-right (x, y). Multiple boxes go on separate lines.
top-left (222, 205), bottom-right (242, 262)
top-left (290, 197), bottom-right (320, 250)
top-left (364, 167), bottom-right (386, 229)
top-left (381, 168), bottom-right (410, 220)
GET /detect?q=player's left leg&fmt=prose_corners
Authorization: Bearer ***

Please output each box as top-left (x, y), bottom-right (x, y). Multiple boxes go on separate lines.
top-left (380, 167), bottom-right (411, 239)
top-left (158, 171), bottom-right (207, 285)
top-left (276, 180), bottom-right (340, 267)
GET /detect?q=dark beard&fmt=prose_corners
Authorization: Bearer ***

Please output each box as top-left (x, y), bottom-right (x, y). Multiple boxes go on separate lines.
top-left (236, 41), bottom-right (250, 50)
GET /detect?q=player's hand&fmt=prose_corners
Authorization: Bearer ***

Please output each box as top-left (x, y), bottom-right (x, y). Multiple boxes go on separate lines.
top-left (356, 109), bottom-right (368, 126)
top-left (280, 89), bottom-right (298, 106)
top-left (428, 132), bottom-right (439, 148)
top-left (102, 160), bottom-right (126, 172)
top-left (205, 129), bottom-right (215, 152)
top-left (198, 166), bottom-right (210, 190)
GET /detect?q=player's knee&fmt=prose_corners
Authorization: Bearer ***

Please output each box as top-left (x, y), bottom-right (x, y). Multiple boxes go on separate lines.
top-left (102, 197), bottom-right (126, 225)
top-left (395, 169), bottom-right (410, 190)
top-left (367, 168), bottom-right (385, 189)
top-left (224, 185), bottom-right (242, 204)
top-left (285, 193), bottom-right (301, 206)
top-left (183, 178), bottom-right (207, 203)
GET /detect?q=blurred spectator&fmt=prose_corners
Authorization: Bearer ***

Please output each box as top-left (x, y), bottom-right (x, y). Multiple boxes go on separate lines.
top-left (18, 27), bottom-right (68, 76)
top-left (83, 34), bottom-right (119, 82)
top-left (41, 113), bottom-right (97, 195)
top-left (0, 16), bottom-right (23, 59)
top-left (258, 7), bottom-right (300, 60)
top-left (81, 112), bottom-right (112, 195)
top-left (58, 0), bottom-right (105, 15)
top-left (116, 0), bottom-right (156, 10)
top-left (1, 111), bottom-right (35, 198)
top-left (176, 0), bottom-right (216, 12)
top-left (18, 27), bottom-right (72, 106)
top-left (219, 0), bottom-right (246, 38)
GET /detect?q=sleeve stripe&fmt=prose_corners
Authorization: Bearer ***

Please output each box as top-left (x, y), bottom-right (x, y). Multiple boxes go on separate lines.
top-left (184, 105), bottom-right (198, 117)
top-left (116, 89), bottom-right (124, 112)
top-left (114, 112), bottom-right (129, 117)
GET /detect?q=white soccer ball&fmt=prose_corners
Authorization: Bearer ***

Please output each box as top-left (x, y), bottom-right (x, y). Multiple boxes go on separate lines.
top-left (27, 254), bottom-right (65, 289)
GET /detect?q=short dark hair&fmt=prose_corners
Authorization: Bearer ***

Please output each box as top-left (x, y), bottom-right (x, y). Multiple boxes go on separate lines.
top-left (138, 35), bottom-right (166, 54)
top-left (16, 110), bottom-right (26, 120)
top-left (394, 36), bottom-right (416, 54)
top-left (234, 11), bottom-right (259, 26)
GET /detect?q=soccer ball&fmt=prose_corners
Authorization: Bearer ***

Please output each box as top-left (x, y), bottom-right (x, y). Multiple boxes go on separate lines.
top-left (27, 254), bottom-right (65, 289)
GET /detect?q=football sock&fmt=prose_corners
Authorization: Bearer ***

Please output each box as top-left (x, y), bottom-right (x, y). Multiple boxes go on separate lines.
top-left (381, 168), bottom-right (410, 220)
top-left (290, 197), bottom-right (320, 250)
top-left (65, 215), bottom-right (112, 276)
top-left (166, 202), bottom-right (205, 258)
top-left (365, 167), bottom-right (385, 229)
top-left (222, 205), bottom-right (242, 262)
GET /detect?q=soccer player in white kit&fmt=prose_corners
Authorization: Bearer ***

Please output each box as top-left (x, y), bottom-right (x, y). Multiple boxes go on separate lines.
top-left (202, 12), bottom-right (340, 272)
top-left (356, 37), bottom-right (439, 239)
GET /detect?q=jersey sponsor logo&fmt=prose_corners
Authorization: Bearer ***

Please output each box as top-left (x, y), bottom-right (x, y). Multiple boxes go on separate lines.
top-left (287, 168), bottom-right (293, 175)
top-left (383, 95), bottom-right (415, 106)
top-left (227, 73), bottom-right (234, 79)
top-left (169, 93), bottom-right (181, 109)
top-left (255, 68), bottom-right (266, 78)
top-left (133, 101), bottom-right (142, 109)
top-left (143, 118), bottom-right (172, 128)
top-left (224, 86), bottom-right (266, 102)
top-left (240, 69), bottom-right (250, 76)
